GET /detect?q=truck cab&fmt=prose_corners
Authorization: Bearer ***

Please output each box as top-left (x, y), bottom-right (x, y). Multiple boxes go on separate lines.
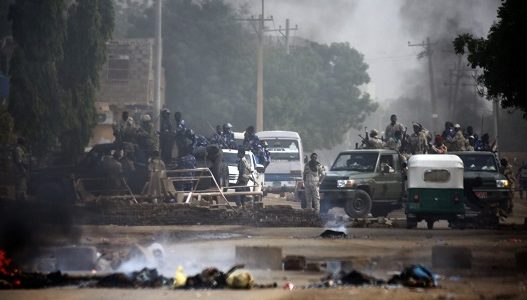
top-left (319, 149), bottom-right (405, 217)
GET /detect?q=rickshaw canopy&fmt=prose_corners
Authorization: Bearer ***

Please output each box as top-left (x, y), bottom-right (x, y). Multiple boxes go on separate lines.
top-left (407, 155), bottom-right (464, 189)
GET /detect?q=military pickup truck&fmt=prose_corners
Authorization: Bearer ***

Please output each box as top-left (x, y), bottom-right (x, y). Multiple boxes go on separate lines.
top-left (450, 151), bottom-right (513, 223)
top-left (319, 149), bottom-right (406, 218)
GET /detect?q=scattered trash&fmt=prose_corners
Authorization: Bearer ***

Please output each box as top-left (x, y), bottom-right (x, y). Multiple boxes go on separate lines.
top-left (283, 255), bottom-right (306, 271)
top-left (226, 271), bottom-right (254, 289)
top-left (320, 229), bottom-right (347, 239)
top-left (282, 281), bottom-right (294, 290)
top-left (172, 266), bottom-right (187, 288)
top-left (387, 265), bottom-right (437, 288)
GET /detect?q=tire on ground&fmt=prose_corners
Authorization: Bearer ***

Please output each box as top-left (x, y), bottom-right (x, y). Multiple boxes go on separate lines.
top-left (344, 189), bottom-right (372, 218)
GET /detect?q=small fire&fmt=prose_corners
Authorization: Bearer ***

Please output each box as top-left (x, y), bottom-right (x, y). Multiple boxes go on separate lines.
top-left (0, 249), bottom-right (13, 275)
top-left (0, 249), bottom-right (23, 287)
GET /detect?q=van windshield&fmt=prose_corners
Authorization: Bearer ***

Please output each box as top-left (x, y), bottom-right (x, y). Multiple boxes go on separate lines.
top-left (262, 139), bottom-right (300, 161)
top-left (331, 153), bottom-right (378, 172)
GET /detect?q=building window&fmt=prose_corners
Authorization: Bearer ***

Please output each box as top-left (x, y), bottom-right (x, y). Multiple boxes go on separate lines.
top-left (108, 55), bottom-right (130, 81)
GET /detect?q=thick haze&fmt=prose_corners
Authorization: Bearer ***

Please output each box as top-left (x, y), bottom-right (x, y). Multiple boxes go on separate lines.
top-left (230, 0), bottom-right (499, 102)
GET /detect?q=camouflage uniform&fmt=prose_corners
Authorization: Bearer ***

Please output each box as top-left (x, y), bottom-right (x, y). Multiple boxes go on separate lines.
top-left (449, 130), bottom-right (467, 151)
top-left (236, 156), bottom-right (252, 206)
top-left (409, 131), bottom-right (428, 154)
top-left (385, 123), bottom-right (405, 140)
top-left (303, 159), bottom-right (324, 211)
top-left (385, 137), bottom-right (401, 151)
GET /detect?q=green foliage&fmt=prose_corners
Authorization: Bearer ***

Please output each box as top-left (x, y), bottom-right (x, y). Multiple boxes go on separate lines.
top-left (453, 0), bottom-right (527, 118)
top-left (8, 0), bottom-right (67, 157)
top-left (122, 0), bottom-right (376, 151)
top-left (60, 0), bottom-right (114, 162)
top-left (8, 0), bottom-right (114, 160)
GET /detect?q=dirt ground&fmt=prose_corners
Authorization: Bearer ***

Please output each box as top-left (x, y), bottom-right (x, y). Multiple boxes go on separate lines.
top-left (1, 196), bottom-right (527, 300)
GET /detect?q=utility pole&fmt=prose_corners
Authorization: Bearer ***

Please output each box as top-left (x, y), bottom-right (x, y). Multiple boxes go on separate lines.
top-left (409, 37), bottom-right (438, 132)
top-left (276, 19), bottom-right (298, 55)
top-left (154, 0), bottom-right (162, 131)
top-left (444, 61), bottom-right (472, 120)
top-left (238, 0), bottom-right (273, 132)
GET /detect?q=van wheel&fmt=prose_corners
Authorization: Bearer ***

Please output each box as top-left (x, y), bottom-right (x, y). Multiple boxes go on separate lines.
top-left (345, 190), bottom-right (372, 218)
top-left (426, 219), bottom-right (434, 230)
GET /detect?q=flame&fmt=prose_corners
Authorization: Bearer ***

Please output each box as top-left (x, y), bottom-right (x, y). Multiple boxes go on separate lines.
top-left (0, 249), bottom-right (13, 275)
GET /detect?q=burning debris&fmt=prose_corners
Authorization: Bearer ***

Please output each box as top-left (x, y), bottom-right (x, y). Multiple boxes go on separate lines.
top-left (320, 229), bottom-right (348, 239)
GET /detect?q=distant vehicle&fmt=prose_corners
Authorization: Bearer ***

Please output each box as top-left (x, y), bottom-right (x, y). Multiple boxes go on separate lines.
top-left (221, 149), bottom-right (264, 192)
top-left (450, 151), bottom-right (513, 222)
top-left (319, 149), bottom-right (405, 218)
top-left (405, 154), bottom-right (465, 230)
top-left (256, 131), bottom-right (303, 193)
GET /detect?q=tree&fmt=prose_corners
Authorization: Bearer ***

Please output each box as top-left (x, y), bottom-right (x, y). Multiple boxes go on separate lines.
top-left (60, 0), bottom-right (114, 162)
top-left (8, 0), bottom-right (67, 157)
top-left (453, 0), bottom-right (527, 118)
top-left (122, 0), bottom-right (376, 150)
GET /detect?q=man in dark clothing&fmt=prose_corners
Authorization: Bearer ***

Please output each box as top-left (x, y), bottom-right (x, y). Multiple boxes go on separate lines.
top-left (222, 123), bottom-right (236, 149)
top-left (160, 108), bottom-right (173, 164)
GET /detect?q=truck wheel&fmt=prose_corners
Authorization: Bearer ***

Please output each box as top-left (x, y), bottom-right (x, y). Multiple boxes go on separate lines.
top-left (345, 190), bottom-right (372, 218)
top-left (426, 219), bottom-right (434, 230)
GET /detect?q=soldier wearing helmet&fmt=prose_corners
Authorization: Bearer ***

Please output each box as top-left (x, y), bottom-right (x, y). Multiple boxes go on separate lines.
top-left (160, 108), bottom-right (173, 163)
top-left (408, 122), bottom-right (428, 154)
top-left (222, 123), bottom-right (236, 149)
top-left (136, 113), bottom-right (158, 158)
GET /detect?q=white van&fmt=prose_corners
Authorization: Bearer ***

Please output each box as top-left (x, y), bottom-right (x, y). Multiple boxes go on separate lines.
top-left (256, 131), bottom-right (304, 193)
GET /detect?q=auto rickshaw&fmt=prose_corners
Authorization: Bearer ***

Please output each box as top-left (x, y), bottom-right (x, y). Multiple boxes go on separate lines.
top-left (405, 154), bottom-right (465, 229)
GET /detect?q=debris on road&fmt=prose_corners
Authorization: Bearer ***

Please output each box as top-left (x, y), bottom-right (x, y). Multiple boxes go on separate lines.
top-left (320, 229), bottom-right (347, 238)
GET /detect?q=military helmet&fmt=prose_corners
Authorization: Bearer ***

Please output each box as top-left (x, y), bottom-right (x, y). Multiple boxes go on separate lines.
top-left (223, 123), bottom-right (233, 130)
top-left (261, 140), bottom-right (269, 148)
top-left (370, 129), bottom-right (379, 137)
top-left (161, 108), bottom-right (170, 115)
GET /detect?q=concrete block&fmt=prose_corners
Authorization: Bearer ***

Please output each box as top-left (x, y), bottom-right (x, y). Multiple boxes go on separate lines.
top-left (432, 246), bottom-right (472, 269)
top-left (283, 255), bottom-right (306, 271)
top-left (515, 251), bottom-right (527, 270)
top-left (235, 246), bottom-right (282, 270)
top-left (55, 246), bottom-right (97, 271)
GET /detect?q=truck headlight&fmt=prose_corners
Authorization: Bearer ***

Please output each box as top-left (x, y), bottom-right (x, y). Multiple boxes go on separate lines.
top-left (496, 179), bottom-right (509, 188)
top-left (337, 179), bottom-right (355, 188)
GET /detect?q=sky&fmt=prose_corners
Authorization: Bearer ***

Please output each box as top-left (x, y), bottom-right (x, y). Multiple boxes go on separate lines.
top-left (229, 0), bottom-right (499, 102)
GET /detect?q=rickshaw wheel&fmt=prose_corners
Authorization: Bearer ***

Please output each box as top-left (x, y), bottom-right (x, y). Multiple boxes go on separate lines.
top-left (345, 190), bottom-right (372, 218)
top-left (426, 220), bottom-right (434, 230)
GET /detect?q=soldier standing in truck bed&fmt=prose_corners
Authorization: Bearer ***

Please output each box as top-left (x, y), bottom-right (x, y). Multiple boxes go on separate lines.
top-left (366, 129), bottom-right (383, 149)
top-left (408, 122), bottom-right (428, 154)
top-left (385, 114), bottom-right (405, 140)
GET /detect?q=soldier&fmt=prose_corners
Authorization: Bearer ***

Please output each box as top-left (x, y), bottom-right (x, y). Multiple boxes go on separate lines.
top-left (258, 140), bottom-right (271, 170)
top-left (517, 160), bottom-right (527, 199)
top-left (442, 121), bottom-right (455, 150)
top-left (385, 114), bottom-right (405, 140)
top-left (159, 108), bottom-right (173, 164)
top-left (449, 124), bottom-right (467, 151)
top-left (500, 158), bottom-right (514, 213)
top-left (176, 128), bottom-right (197, 191)
top-left (12, 137), bottom-right (28, 200)
top-left (114, 111), bottom-right (136, 143)
top-left (408, 122), bottom-right (428, 154)
top-left (222, 123), bottom-right (236, 149)
top-left (209, 125), bottom-right (225, 148)
top-left (174, 111), bottom-right (186, 134)
top-left (136, 114), bottom-right (158, 159)
top-left (101, 149), bottom-right (124, 190)
top-left (385, 130), bottom-right (402, 151)
top-left (303, 152), bottom-right (325, 212)
top-left (366, 129), bottom-right (383, 149)
top-left (243, 126), bottom-right (261, 154)
top-left (430, 135), bottom-right (448, 154)
top-left (235, 148), bottom-right (251, 207)
top-left (146, 150), bottom-right (174, 203)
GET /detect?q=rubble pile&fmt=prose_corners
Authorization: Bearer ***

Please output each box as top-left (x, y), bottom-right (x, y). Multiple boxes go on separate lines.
top-left (81, 203), bottom-right (323, 227)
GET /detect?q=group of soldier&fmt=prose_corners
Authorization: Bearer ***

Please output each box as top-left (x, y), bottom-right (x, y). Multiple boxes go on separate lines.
top-left (111, 109), bottom-right (271, 201)
top-left (362, 114), bottom-right (495, 155)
